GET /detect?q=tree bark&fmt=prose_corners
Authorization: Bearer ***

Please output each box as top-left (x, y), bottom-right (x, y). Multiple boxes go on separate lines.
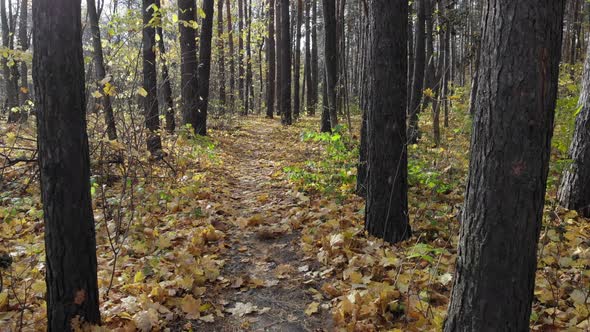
top-left (33, 0), bottom-right (101, 329)
top-left (2, 0), bottom-right (19, 122)
top-left (365, 0), bottom-right (411, 244)
top-left (17, 0), bottom-right (28, 118)
top-left (444, 1), bottom-right (565, 330)
top-left (558, 42), bottom-right (590, 217)
top-left (407, 0), bottom-right (425, 143)
top-left (311, 0), bottom-right (319, 113)
top-left (155, 3), bottom-right (175, 133)
top-left (304, 0), bottom-right (313, 115)
top-left (179, 0), bottom-right (199, 132)
top-left (87, 0), bottom-right (117, 140)
top-left (238, 0), bottom-right (245, 112)
top-left (266, 0), bottom-right (275, 118)
top-left (226, 0), bottom-right (235, 110)
top-left (293, 0), bottom-right (303, 119)
top-left (195, 0), bottom-right (214, 136)
top-left (279, 0), bottom-right (292, 124)
top-left (142, 0), bottom-right (162, 155)
top-left (322, 0), bottom-right (338, 128)
top-left (217, 0), bottom-right (226, 108)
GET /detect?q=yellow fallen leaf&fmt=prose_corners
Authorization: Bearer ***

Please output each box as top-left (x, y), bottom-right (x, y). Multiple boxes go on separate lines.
top-left (134, 270), bottom-right (145, 283)
top-left (181, 295), bottom-right (201, 320)
top-left (305, 302), bottom-right (319, 316)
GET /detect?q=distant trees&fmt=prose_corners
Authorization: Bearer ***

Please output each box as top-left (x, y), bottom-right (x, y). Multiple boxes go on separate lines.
top-left (266, 0), bottom-right (276, 118)
top-left (364, 0), bottom-right (411, 244)
top-left (33, 0), bottom-right (101, 329)
top-left (444, 1), bottom-right (565, 330)
top-left (558, 42), bottom-right (590, 217)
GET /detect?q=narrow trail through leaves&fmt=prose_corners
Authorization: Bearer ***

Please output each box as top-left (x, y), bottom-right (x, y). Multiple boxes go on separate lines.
top-left (195, 118), bottom-right (331, 331)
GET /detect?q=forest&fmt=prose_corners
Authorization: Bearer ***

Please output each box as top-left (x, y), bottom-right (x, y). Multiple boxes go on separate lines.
top-left (0, 0), bottom-right (589, 331)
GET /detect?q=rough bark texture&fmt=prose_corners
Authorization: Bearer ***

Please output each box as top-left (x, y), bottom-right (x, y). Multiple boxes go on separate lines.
top-left (365, 0), bottom-right (411, 244)
top-left (179, 0), bottom-right (199, 132)
top-left (142, 0), bottom-right (162, 154)
top-left (266, 0), bottom-right (276, 118)
top-left (408, 0), bottom-right (425, 143)
top-left (322, 0), bottom-right (338, 128)
top-left (87, 0), bottom-right (117, 140)
top-left (33, 0), bottom-right (101, 329)
top-left (444, 1), bottom-right (565, 331)
top-left (558, 42), bottom-right (590, 217)
top-left (280, 0), bottom-right (292, 124)
top-left (195, 0), bottom-right (214, 136)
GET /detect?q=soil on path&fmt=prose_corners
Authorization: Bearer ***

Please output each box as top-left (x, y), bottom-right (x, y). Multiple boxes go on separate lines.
top-left (190, 118), bottom-right (332, 332)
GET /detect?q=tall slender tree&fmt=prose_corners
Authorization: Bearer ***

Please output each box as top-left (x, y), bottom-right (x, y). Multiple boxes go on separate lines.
top-left (155, 0), bottom-right (175, 133)
top-left (238, 0), bottom-right (245, 112)
top-left (322, 0), bottom-right (338, 128)
top-left (266, 0), bottom-right (276, 118)
top-left (217, 0), bottom-right (226, 108)
top-left (195, 0), bottom-right (214, 136)
top-left (311, 0), bottom-right (319, 113)
top-left (142, 0), bottom-right (162, 155)
top-left (17, 0), bottom-right (28, 116)
top-left (226, 0), bottom-right (235, 110)
top-left (279, 0), bottom-right (291, 124)
top-left (178, 0), bottom-right (199, 132)
top-left (444, 1), bottom-right (565, 330)
top-left (304, 0), bottom-right (313, 115)
top-left (293, 0), bottom-right (303, 119)
top-left (407, 0), bottom-right (425, 143)
top-left (365, 0), bottom-right (411, 244)
top-left (2, 0), bottom-right (19, 122)
top-left (87, 0), bottom-right (117, 140)
top-left (33, 0), bottom-right (101, 328)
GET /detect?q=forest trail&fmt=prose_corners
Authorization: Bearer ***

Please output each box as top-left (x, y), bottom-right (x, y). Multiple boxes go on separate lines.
top-left (196, 117), bottom-right (332, 331)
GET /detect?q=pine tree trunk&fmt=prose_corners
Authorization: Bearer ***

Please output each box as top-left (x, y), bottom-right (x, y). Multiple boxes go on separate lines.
top-left (293, 0), bottom-right (303, 119)
top-left (558, 42), bottom-right (590, 217)
top-left (266, 0), bottom-right (276, 118)
top-left (444, 1), bottom-right (565, 330)
top-left (311, 0), bottom-right (319, 112)
top-left (408, 0), bottom-right (425, 143)
top-left (195, 0), bottom-right (214, 136)
top-left (304, 0), bottom-right (313, 115)
top-left (322, 0), bottom-right (338, 128)
top-left (365, 0), bottom-right (410, 244)
top-left (142, 0), bottom-right (162, 155)
top-left (226, 0), bottom-right (235, 110)
top-left (179, 0), bottom-right (199, 132)
top-left (217, 0), bottom-right (226, 108)
top-left (87, 0), bottom-right (117, 140)
top-left (280, 0), bottom-right (292, 124)
top-left (33, 0), bottom-right (101, 328)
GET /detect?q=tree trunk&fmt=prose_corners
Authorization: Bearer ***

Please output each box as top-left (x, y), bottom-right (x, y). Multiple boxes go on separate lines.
top-left (217, 0), bottom-right (226, 108)
top-left (322, 0), bottom-right (338, 128)
top-left (293, 0), bottom-right (303, 119)
top-left (444, 1), bottom-right (565, 330)
top-left (155, 6), bottom-right (175, 133)
top-left (33, 0), bottom-right (101, 329)
top-left (245, 0), bottom-right (253, 114)
top-left (17, 0), bottom-right (28, 119)
top-left (279, 0), bottom-right (292, 124)
top-left (179, 0), bottom-right (199, 132)
top-left (87, 0), bottom-right (117, 140)
top-left (408, 0), bottom-right (425, 143)
top-left (365, 0), bottom-right (410, 244)
top-left (195, 0), bottom-right (214, 136)
top-left (266, 0), bottom-right (276, 118)
top-left (2, 0), bottom-right (19, 122)
top-left (238, 0), bottom-right (245, 112)
top-left (142, 0), bottom-right (162, 155)
top-left (304, 0), bottom-right (314, 115)
top-left (226, 0), bottom-right (235, 110)
top-left (558, 42), bottom-right (590, 217)
top-left (320, 72), bottom-right (331, 132)
top-left (311, 0), bottom-right (319, 113)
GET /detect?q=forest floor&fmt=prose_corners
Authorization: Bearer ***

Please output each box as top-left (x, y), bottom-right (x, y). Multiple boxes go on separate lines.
top-left (1, 102), bottom-right (589, 331)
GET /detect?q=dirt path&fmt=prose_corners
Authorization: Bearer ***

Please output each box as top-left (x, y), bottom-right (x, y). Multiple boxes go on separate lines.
top-left (193, 118), bottom-right (332, 331)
